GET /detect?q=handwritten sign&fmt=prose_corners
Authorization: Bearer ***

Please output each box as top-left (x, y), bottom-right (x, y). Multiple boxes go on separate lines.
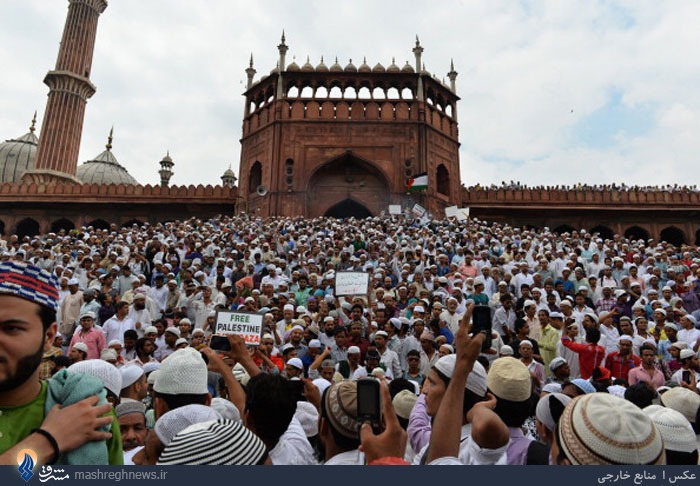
top-left (388, 204), bottom-right (402, 215)
top-left (214, 311), bottom-right (263, 346)
top-left (335, 271), bottom-right (370, 296)
top-left (445, 205), bottom-right (459, 218)
top-left (411, 203), bottom-right (426, 218)
top-left (456, 207), bottom-right (470, 222)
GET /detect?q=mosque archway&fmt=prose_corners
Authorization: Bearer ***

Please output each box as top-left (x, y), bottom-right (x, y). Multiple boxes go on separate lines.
top-left (590, 225), bottom-right (614, 241)
top-left (0, 219), bottom-right (4, 236)
top-left (16, 218), bottom-right (40, 239)
top-left (50, 218), bottom-right (75, 234)
top-left (624, 226), bottom-right (650, 242)
top-left (86, 219), bottom-right (111, 230)
top-left (552, 225), bottom-right (576, 235)
top-left (659, 226), bottom-right (686, 246)
top-left (122, 219), bottom-right (144, 228)
top-left (324, 199), bottom-right (373, 219)
top-left (696, 229), bottom-right (700, 246)
top-left (307, 152), bottom-right (389, 218)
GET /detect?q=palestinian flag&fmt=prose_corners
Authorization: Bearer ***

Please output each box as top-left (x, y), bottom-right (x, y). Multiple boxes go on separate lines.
top-left (407, 173), bottom-right (428, 191)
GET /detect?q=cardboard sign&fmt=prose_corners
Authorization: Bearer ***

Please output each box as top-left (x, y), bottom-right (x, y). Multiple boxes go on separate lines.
top-left (388, 204), bottom-right (402, 215)
top-left (456, 207), bottom-right (470, 221)
top-left (214, 311), bottom-right (263, 346)
top-left (335, 271), bottom-right (370, 296)
top-left (411, 203), bottom-right (426, 218)
top-left (445, 205), bottom-right (459, 218)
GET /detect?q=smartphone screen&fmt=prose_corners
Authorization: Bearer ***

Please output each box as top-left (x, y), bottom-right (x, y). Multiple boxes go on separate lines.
top-left (472, 306), bottom-right (493, 352)
top-left (683, 370), bottom-right (691, 384)
top-left (289, 378), bottom-right (306, 402)
top-left (210, 335), bottom-right (231, 352)
top-left (356, 379), bottom-right (381, 434)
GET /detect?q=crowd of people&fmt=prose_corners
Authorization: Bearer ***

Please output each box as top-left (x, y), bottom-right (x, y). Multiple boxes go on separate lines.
top-left (469, 181), bottom-right (700, 193)
top-left (1, 213), bottom-right (700, 466)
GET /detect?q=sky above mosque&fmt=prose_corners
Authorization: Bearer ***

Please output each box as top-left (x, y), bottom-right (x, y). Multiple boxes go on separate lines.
top-left (1, 1), bottom-right (698, 188)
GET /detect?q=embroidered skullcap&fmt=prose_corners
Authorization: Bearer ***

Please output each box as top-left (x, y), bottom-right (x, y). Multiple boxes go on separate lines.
top-left (643, 405), bottom-right (697, 454)
top-left (347, 346), bottom-right (361, 354)
top-left (571, 378), bottom-right (596, 394)
top-left (154, 347), bottom-right (208, 395)
top-left (323, 381), bottom-right (361, 440)
top-left (144, 326), bottom-right (158, 335)
top-left (155, 404), bottom-right (223, 446)
top-left (69, 359), bottom-right (122, 397)
top-left (108, 339), bottom-right (122, 347)
top-left (158, 419), bottom-right (266, 465)
top-left (100, 348), bottom-right (117, 362)
top-left (549, 356), bottom-right (568, 372)
top-left (680, 349), bottom-right (695, 360)
top-left (607, 385), bottom-right (626, 398)
top-left (79, 311), bottom-right (96, 320)
top-left (558, 393), bottom-right (665, 465)
top-left (147, 370), bottom-right (160, 386)
top-left (164, 327), bottom-right (181, 337)
top-left (0, 261), bottom-right (59, 311)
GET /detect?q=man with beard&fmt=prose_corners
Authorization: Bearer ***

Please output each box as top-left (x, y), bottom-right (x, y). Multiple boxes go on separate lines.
top-left (0, 262), bottom-right (117, 464)
top-left (127, 294), bottom-right (152, 339)
top-left (115, 402), bottom-right (147, 464)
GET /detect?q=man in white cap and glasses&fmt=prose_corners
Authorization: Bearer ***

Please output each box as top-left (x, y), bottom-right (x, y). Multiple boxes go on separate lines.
top-left (670, 349), bottom-right (700, 388)
top-left (374, 330), bottom-right (401, 379)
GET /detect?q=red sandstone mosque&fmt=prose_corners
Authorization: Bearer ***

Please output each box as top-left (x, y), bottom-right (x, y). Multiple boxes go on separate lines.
top-left (1, 0), bottom-right (699, 245)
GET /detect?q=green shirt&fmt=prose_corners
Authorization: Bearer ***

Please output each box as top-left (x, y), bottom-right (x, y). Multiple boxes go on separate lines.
top-left (0, 381), bottom-right (123, 465)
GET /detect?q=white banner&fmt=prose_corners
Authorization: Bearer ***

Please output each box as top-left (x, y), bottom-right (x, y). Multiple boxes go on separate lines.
top-left (335, 271), bottom-right (370, 296)
top-left (456, 207), bottom-right (470, 221)
top-left (214, 311), bottom-right (263, 346)
top-left (388, 204), bottom-right (402, 215)
top-left (411, 203), bottom-right (426, 218)
top-left (445, 205), bottom-right (459, 218)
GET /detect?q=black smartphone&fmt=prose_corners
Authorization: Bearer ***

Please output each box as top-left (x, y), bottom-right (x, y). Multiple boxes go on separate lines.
top-left (289, 378), bottom-right (306, 402)
top-left (356, 378), bottom-right (382, 434)
top-left (472, 305), bottom-right (493, 352)
top-left (210, 335), bottom-right (231, 352)
top-left (683, 370), bottom-right (691, 384)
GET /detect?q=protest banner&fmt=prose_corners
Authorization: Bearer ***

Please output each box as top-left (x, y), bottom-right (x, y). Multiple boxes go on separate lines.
top-left (389, 205), bottom-right (402, 215)
top-left (335, 271), bottom-right (370, 296)
top-left (214, 311), bottom-right (263, 346)
top-left (411, 203), bottom-right (426, 218)
top-left (445, 205), bottom-right (459, 218)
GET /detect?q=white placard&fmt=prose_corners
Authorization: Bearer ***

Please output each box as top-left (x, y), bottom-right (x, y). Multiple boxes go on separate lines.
top-left (214, 311), bottom-right (263, 346)
top-left (411, 203), bottom-right (426, 218)
top-left (456, 207), bottom-right (470, 221)
top-left (445, 206), bottom-right (459, 218)
top-left (335, 271), bottom-right (370, 296)
top-left (388, 205), bottom-right (402, 215)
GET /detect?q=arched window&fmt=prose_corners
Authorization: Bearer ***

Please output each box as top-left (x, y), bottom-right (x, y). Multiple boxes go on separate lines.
top-left (315, 86), bottom-right (328, 98)
top-left (358, 87), bottom-right (371, 99)
top-left (387, 87), bottom-right (400, 99)
top-left (287, 86), bottom-right (299, 98)
top-left (300, 86), bottom-right (313, 98)
top-left (589, 225), bottom-right (614, 241)
top-left (248, 161), bottom-right (262, 194)
top-left (122, 219), bottom-right (144, 228)
top-left (16, 218), bottom-right (40, 239)
top-left (401, 87), bottom-right (413, 100)
top-left (285, 159), bottom-right (294, 189)
top-left (436, 164), bottom-right (449, 196)
top-left (553, 225), bottom-right (577, 236)
top-left (659, 226), bottom-right (686, 246)
top-left (372, 87), bottom-right (386, 99)
top-left (695, 229), bottom-right (700, 246)
top-left (624, 226), bottom-right (650, 243)
top-left (0, 219), bottom-right (5, 236)
top-left (50, 218), bottom-right (75, 234)
top-left (86, 219), bottom-right (111, 231)
top-left (344, 86), bottom-right (358, 99)
top-left (329, 86), bottom-right (343, 98)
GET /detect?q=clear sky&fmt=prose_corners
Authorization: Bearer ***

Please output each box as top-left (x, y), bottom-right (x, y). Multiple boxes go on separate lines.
top-left (1, 1), bottom-right (698, 188)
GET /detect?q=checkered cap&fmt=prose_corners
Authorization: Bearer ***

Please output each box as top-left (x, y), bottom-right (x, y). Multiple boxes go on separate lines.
top-left (0, 261), bottom-right (59, 312)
